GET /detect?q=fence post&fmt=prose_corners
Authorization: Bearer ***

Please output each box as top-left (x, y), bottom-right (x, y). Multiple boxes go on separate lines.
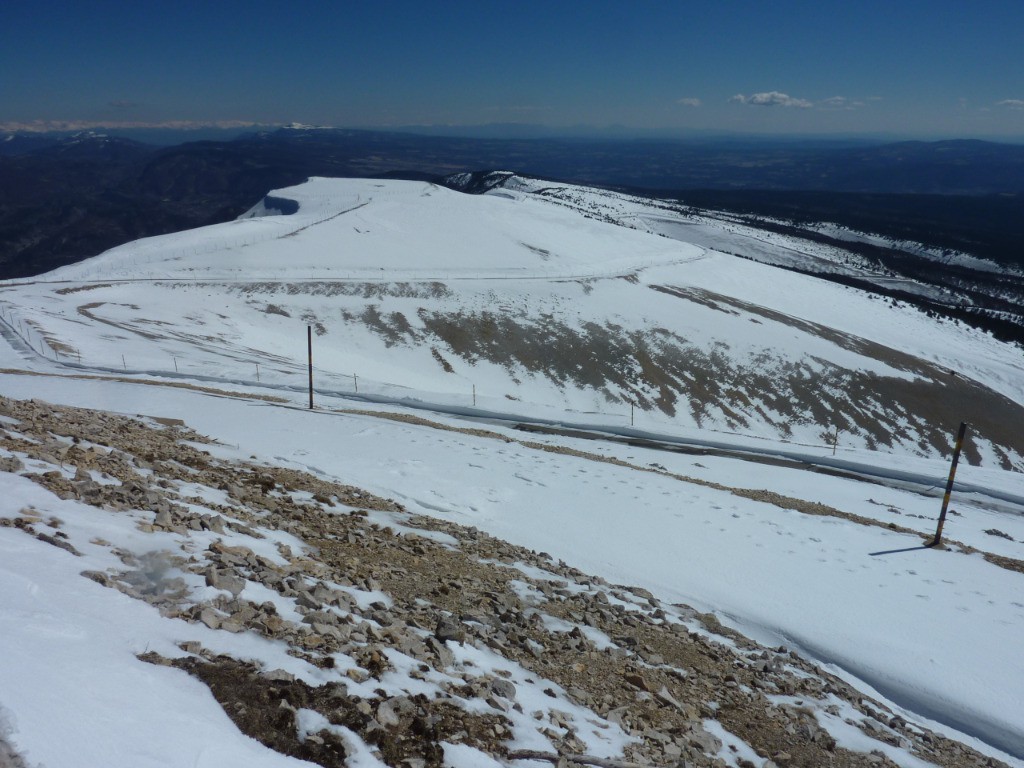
top-left (929, 421), bottom-right (968, 547)
top-left (307, 325), bottom-right (314, 409)
top-left (255, 362), bottom-right (260, 382)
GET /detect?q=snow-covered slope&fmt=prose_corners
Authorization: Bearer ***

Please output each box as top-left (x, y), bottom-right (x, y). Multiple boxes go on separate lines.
top-left (7, 176), bottom-right (1024, 469)
top-left (47, 176), bottom-right (688, 282)
top-left (2, 176), bottom-right (1024, 765)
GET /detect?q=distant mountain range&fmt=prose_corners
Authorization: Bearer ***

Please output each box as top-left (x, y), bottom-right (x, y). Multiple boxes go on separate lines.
top-left (1, 127), bottom-right (1022, 279)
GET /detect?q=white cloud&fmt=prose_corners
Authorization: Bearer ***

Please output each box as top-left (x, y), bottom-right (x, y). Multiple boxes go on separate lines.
top-left (996, 99), bottom-right (1024, 110)
top-left (818, 96), bottom-right (865, 111)
top-left (482, 105), bottom-right (551, 113)
top-left (677, 98), bottom-right (701, 107)
top-left (730, 91), bottom-right (812, 108)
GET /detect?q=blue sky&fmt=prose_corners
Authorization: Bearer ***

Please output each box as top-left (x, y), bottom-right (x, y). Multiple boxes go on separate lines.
top-left (2, 0), bottom-right (1023, 138)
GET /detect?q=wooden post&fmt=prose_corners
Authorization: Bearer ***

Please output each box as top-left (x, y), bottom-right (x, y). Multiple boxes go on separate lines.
top-left (631, 402), bottom-right (634, 427)
top-left (833, 426), bottom-right (839, 456)
top-left (173, 356), bottom-right (178, 373)
top-left (353, 373), bottom-right (358, 393)
top-left (307, 325), bottom-right (314, 409)
top-left (122, 354), bottom-right (126, 371)
top-left (472, 384), bottom-right (476, 407)
top-left (255, 362), bottom-right (260, 382)
top-left (929, 421), bottom-right (968, 547)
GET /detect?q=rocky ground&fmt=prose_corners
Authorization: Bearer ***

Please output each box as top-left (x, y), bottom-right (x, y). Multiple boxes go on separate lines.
top-left (0, 394), bottom-right (1009, 768)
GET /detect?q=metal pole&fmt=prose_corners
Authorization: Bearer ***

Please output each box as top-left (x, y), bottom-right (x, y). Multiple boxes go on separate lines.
top-left (307, 325), bottom-right (314, 409)
top-left (833, 426), bottom-right (839, 456)
top-left (255, 362), bottom-right (260, 382)
top-left (353, 373), bottom-right (358, 393)
top-left (631, 403), bottom-right (634, 427)
top-left (930, 421), bottom-right (968, 547)
top-left (472, 384), bottom-right (476, 407)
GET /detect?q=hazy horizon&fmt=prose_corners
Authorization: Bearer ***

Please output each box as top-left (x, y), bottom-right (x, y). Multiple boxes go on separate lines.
top-left (3, 1), bottom-right (1024, 142)
top-left (5, 120), bottom-right (1024, 148)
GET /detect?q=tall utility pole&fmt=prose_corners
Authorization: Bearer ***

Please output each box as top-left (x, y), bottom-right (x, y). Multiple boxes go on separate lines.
top-left (929, 421), bottom-right (968, 547)
top-left (307, 325), bottom-right (314, 409)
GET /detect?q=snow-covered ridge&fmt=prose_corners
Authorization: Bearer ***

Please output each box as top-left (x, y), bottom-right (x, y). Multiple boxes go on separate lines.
top-left (806, 222), bottom-right (1018, 275)
top-left (6, 176), bottom-right (1024, 470)
top-left (46, 176), bottom-right (691, 282)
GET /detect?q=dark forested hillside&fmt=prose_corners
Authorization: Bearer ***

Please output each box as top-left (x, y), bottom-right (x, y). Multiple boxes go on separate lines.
top-left (1, 128), bottom-right (1022, 279)
top-left (665, 189), bottom-right (1024, 271)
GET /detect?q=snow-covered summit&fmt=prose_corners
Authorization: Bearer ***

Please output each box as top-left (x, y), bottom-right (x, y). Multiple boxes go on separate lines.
top-left (49, 177), bottom-right (689, 283)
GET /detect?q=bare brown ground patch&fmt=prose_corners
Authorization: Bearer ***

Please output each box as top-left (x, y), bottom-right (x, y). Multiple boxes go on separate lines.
top-left (76, 301), bottom-right (163, 341)
top-left (655, 285), bottom-right (1024, 466)
top-left (55, 283), bottom-right (114, 295)
top-left (0, 367), bottom-right (287, 403)
top-left (23, 319), bottom-right (76, 356)
top-left (215, 281), bottom-right (452, 300)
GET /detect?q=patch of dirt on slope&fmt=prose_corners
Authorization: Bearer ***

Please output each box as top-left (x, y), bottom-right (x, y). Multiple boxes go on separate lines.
top-left (55, 282), bottom-right (114, 295)
top-left (155, 653), bottom-right (508, 768)
top-left (0, 735), bottom-right (32, 768)
top-left (0, 367), bottom-right (287, 403)
top-left (216, 281), bottom-right (453, 300)
top-left (652, 285), bottom-right (1024, 465)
